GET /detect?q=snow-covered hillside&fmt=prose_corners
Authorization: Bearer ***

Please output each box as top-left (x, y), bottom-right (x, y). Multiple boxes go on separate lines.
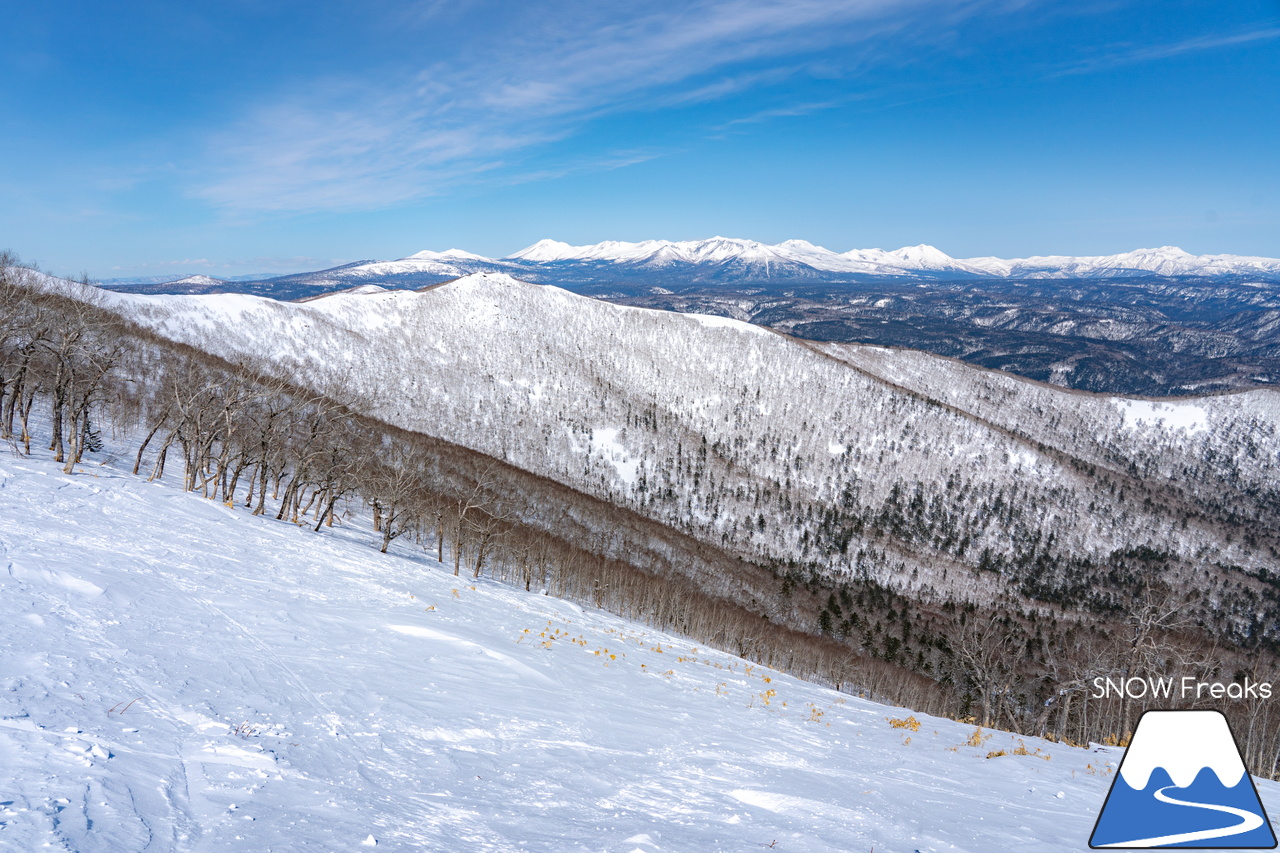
top-left (2, 438), bottom-right (1242, 852)
top-left (106, 273), bottom-right (1280, 610)
top-left (810, 341), bottom-right (1280, 496)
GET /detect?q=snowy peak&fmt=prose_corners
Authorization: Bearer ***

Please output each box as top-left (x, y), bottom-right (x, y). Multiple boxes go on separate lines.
top-left (963, 246), bottom-right (1280, 280)
top-left (884, 244), bottom-right (988, 274)
top-left (439, 271), bottom-right (532, 291)
top-left (889, 244), bottom-right (956, 267)
top-left (403, 248), bottom-right (489, 262)
top-left (507, 237), bottom-right (786, 267)
top-left (505, 239), bottom-right (582, 261)
top-left (169, 274), bottom-right (228, 287)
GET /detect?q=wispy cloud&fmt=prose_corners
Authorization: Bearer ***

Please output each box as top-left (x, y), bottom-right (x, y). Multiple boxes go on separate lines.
top-left (714, 99), bottom-right (850, 131)
top-left (194, 0), bottom-right (1032, 215)
top-left (1053, 26), bottom-right (1280, 77)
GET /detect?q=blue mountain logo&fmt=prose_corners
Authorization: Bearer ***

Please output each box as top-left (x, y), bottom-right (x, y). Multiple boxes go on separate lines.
top-left (1090, 710), bottom-right (1276, 848)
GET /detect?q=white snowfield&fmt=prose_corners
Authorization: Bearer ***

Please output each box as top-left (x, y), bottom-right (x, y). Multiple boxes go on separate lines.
top-left (5, 448), bottom-right (1262, 851)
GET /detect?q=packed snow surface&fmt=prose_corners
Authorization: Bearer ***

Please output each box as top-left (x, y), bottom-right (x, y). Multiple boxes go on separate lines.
top-left (6, 448), bottom-right (1266, 851)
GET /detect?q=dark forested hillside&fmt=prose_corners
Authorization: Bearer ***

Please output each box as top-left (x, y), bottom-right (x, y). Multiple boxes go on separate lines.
top-left (610, 276), bottom-right (1280, 396)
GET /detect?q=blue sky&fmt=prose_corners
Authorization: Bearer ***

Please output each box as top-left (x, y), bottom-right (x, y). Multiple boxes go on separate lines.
top-left (2, 0), bottom-right (1278, 278)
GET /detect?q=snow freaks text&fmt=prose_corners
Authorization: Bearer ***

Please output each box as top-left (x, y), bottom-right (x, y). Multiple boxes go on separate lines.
top-left (1092, 676), bottom-right (1273, 701)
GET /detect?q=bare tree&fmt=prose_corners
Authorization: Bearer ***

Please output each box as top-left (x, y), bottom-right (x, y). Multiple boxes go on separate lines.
top-left (953, 610), bottom-right (1022, 729)
top-left (364, 451), bottom-right (426, 554)
top-left (452, 464), bottom-right (500, 576)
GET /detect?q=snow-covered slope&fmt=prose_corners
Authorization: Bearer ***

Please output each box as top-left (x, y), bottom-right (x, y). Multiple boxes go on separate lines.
top-left (808, 341), bottom-right (1280, 494)
top-left (4, 437), bottom-right (1245, 852)
top-left (169, 274), bottom-right (228, 288)
top-left (106, 273), bottom-right (1280, 607)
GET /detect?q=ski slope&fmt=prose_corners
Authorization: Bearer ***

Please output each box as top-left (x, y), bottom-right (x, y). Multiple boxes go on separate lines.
top-left (2, 447), bottom-right (1275, 851)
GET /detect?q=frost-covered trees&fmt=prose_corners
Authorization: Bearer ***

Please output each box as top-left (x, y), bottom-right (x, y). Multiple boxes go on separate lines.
top-left (0, 261), bottom-right (123, 469)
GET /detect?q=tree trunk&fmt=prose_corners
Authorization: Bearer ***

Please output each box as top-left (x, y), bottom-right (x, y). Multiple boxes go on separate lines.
top-left (315, 495), bottom-right (339, 532)
top-left (276, 479), bottom-right (296, 521)
top-left (19, 390), bottom-right (35, 455)
top-left (133, 422), bottom-right (164, 475)
top-left (51, 393), bottom-right (65, 462)
top-left (253, 462), bottom-right (268, 516)
top-left (62, 408), bottom-right (80, 474)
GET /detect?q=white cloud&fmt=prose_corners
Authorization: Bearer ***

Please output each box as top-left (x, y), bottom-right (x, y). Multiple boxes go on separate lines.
top-left (194, 0), bottom-right (1032, 215)
top-left (1053, 26), bottom-right (1280, 77)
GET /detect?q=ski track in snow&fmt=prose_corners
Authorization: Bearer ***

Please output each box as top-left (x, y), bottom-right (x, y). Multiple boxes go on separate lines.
top-left (2, 448), bottom-right (1278, 851)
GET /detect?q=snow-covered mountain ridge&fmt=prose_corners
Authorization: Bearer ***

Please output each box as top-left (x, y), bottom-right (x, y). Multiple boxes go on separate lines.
top-left (103, 238), bottom-right (1280, 292)
top-left (96, 241), bottom-right (1280, 399)
top-left (509, 238), bottom-right (1280, 279)
top-left (335, 238), bottom-right (1280, 281)
top-left (106, 272), bottom-right (1280, 624)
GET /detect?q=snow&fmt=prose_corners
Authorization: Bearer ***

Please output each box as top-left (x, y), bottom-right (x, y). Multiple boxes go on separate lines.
top-left (404, 249), bottom-right (489, 262)
top-left (960, 246), bottom-right (1280, 280)
top-left (1112, 398), bottom-right (1210, 434)
top-left (504, 239), bottom-right (583, 261)
top-left (339, 258), bottom-right (468, 277)
top-left (493, 239), bottom-right (1280, 279)
top-left (7, 443), bottom-right (1267, 851)
top-left (687, 311), bottom-right (773, 335)
top-left (318, 284), bottom-right (388, 297)
top-left (1007, 449), bottom-right (1039, 469)
top-left (94, 269), bottom-right (1280, 596)
top-left (590, 427), bottom-right (640, 486)
top-left (505, 238), bottom-right (980, 276)
top-left (120, 240), bottom-right (1280, 287)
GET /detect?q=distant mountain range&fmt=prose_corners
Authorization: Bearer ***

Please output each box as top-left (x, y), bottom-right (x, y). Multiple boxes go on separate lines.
top-left (508, 238), bottom-right (1280, 280)
top-left (95, 238), bottom-right (1280, 397)
top-left (100, 238), bottom-right (1280, 297)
